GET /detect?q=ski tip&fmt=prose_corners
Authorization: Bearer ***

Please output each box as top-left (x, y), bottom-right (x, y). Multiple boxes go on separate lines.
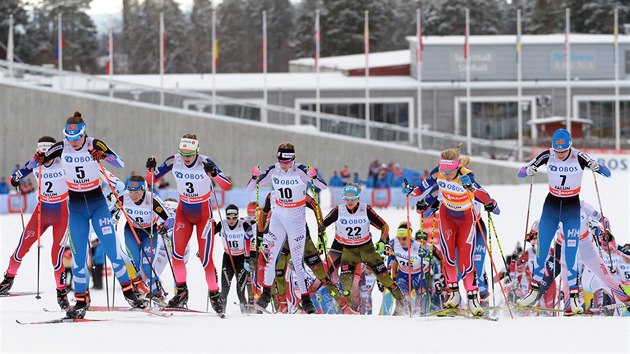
top-left (517, 166), bottom-right (528, 178)
top-left (596, 164), bottom-right (612, 177)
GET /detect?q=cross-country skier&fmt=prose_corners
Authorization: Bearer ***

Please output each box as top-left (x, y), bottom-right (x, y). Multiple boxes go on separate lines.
top-left (214, 204), bottom-right (253, 314)
top-left (516, 128), bottom-right (608, 314)
top-left (247, 142), bottom-right (326, 314)
top-left (321, 183), bottom-right (407, 312)
top-left (1, 137), bottom-right (70, 309)
top-left (404, 146), bottom-right (496, 316)
top-left (113, 175), bottom-right (174, 303)
top-left (34, 111), bottom-right (145, 319)
top-left (146, 134), bottom-right (232, 316)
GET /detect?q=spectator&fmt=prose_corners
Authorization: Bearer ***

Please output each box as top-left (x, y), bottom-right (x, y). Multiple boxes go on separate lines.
top-left (19, 178), bottom-right (34, 194)
top-left (368, 160), bottom-right (380, 186)
top-left (0, 177), bottom-right (10, 194)
top-left (158, 178), bottom-right (170, 189)
top-left (352, 172), bottom-right (364, 185)
top-left (421, 169), bottom-right (430, 179)
top-left (90, 239), bottom-right (105, 290)
top-left (328, 171), bottom-right (344, 187)
top-left (391, 163), bottom-right (404, 187)
top-left (340, 165), bottom-right (351, 184)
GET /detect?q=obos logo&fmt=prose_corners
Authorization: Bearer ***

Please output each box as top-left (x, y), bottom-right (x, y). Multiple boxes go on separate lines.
top-left (174, 171), bottom-right (183, 179)
top-left (273, 177), bottom-right (280, 185)
top-left (125, 208), bottom-right (133, 215)
top-left (65, 156), bottom-right (73, 163)
top-left (438, 181), bottom-right (446, 188)
top-left (549, 165), bottom-right (558, 172)
top-left (340, 219), bottom-right (348, 225)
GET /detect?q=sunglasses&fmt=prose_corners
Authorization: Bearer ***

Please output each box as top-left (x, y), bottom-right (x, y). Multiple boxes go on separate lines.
top-left (226, 216), bottom-right (238, 220)
top-left (553, 148), bottom-right (570, 154)
top-left (277, 159), bottom-right (293, 164)
top-left (439, 168), bottom-right (457, 175)
top-left (343, 195), bottom-right (359, 201)
top-left (178, 149), bottom-right (197, 157)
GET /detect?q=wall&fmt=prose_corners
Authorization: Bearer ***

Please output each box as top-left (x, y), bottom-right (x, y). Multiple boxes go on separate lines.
top-left (0, 82), bottom-right (530, 187)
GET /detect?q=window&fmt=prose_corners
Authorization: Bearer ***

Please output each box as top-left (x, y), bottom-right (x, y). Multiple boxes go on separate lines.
top-left (459, 101), bottom-right (532, 140)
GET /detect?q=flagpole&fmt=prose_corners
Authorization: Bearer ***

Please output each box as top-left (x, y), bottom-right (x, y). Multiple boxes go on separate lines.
top-left (58, 12), bottom-right (63, 73)
top-left (416, 8), bottom-right (422, 149)
top-left (212, 7), bottom-right (217, 114)
top-left (565, 8), bottom-right (571, 134)
top-left (160, 12), bottom-right (165, 106)
top-left (517, 9), bottom-right (523, 161)
top-left (364, 10), bottom-right (370, 140)
top-left (614, 7), bottom-right (620, 150)
top-left (7, 14), bottom-right (13, 78)
top-left (262, 10), bottom-right (268, 123)
top-left (108, 19), bottom-right (114, 97)
top-left (465, 8), bottom-right (471, 154)
top-left (315, 9), bottom-right (321, 131)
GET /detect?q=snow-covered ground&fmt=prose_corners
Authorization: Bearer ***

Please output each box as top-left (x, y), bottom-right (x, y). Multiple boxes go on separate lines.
top-left (1, 170), bottom-right (629, 353)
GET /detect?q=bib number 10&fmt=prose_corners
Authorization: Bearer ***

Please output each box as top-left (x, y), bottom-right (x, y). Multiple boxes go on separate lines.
top-left (278, 188), bottom-right (292, 199)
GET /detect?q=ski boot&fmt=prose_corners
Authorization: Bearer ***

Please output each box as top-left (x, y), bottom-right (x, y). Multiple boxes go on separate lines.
top-left (209, 291), bottom-right (225, 317)
top-left (467, 290), bottom-right (484, 316)
top-left (277, 295), bottom-right (288, 314)
top-left (167, 283), bottom-right (189, 308)
top-left (123, 288), bottom-right (147, 309)
top-left (66, 293), bottom-right (88, 319)
top-left (147, 291), bottom-right (168, 307)
top-left (0, 273), bottom-right (15, 295)
top-left (56, 288), bottom-right (70, 310)
top-left (569, 289), bottom-right (584, 315)
top-left (301, 294), bottom-right (316, 314)
top-left (255, 287), bottom-right (272, 313)
top-left (132, 276), bottom-right (150, 301)
top-left (444, 284), bottom-right (461, 309)
top-left (516, 283), bottom-right (541, 307)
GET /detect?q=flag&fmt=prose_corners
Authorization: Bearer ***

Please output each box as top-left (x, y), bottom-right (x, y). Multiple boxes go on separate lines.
top-left (613, 9), bottom-right (618, 65)
top-left (416, 10), bottom-right (423, 63)
top-left (7, 14), bottom-right (13, 65)
top-left (105, 24), bottom-right (113, 74)
top-left (213, 38), bottom-right (218, 69)
top-left (364, 11), bottom-right (369, 71)
top-left (314, 10), bottom-right (320, 68)
top-left (564, 11), bottom-right (569, 64)
top-left (54, 18), bottom-right (64, 65)
top-left (515, 13), bottom-right (521, 64)
top-left (464, 18), bottom-right (469, 60)
top-left (160, 13), bottom-right (166, 72)
top-left (262, 11), bottom-right (267, 71)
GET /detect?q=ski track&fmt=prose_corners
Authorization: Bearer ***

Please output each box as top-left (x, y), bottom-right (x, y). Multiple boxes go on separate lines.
top-left (1, 173), bottom-right (629, 353)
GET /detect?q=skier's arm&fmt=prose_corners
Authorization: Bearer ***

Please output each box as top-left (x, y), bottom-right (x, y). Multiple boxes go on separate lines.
top-left (203, 157), bottom-right (231, 190)
top-left (322, 206), bottom-right (339, 228)
top-left (367, 205), bottom-right (389, 241)
top-left (92, 139), bottom-right (124, 168)
top-left (247, 165), bottom-right (274, 191)
top-left (146, 155), bottom-right (175, 184)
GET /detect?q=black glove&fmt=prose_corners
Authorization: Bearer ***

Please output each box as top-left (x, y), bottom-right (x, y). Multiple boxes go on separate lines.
top-left (89, 148), bottom-right (105, 161)
top-left (377, 281), bottom-right (385, 293)
top-left (146, 157), bottom-right (157, 171)
top-left (10, 176), bottom-right (20, 187)
top-left (416, 200), bottom-right (428, 212)
top-left (433, 274), bottom-right (445, 294)
top-left (157, 225), bottom-right (169, 237)
top-left (484, 200), bottom-right (497, 212)
top-left (33, 151), bottom-right (45, 164)
top-left (203, 161), bottom-right (218, 177)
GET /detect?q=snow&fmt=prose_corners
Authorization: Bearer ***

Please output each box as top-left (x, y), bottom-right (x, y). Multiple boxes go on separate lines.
top-left (1, 171), bottom-right (629, 353)
top-left (289, 50), bottom-right (410, 71)
top-left (406, 34), bottom-right (630, 46)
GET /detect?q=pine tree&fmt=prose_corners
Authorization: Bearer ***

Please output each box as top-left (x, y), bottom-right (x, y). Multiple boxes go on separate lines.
top-left (217, 0), bottom-right (247, 73)
top-left (292, 0), bottom-right (323, 60)
top-left (525, 0), bottom-right (565, 34)
top-left (189, 0), bottom-right (214, 73)
top-left (265, 0), bottom-right (294, 72)
top-left (569, 0), bottom-right (629, 34)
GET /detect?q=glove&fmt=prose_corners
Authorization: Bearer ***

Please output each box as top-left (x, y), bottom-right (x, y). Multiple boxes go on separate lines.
top-left (307, 167), bottom-right (317, 179)
top-left (316, 228), bottom-right (328, 253)
top-left (375, 240), bottom-right (386, 255)
top-left (157, 225), bottom-right (169, 237)
top-left (525, 230), bottom-right (537, 243)
top-left (588, 159), bottom-right (599, 172)
top-left (33, 151), bottom-right (45, 164)
top-left (622, 243), bottom-right (630, 255)
top-left (243, 257), bottom-right (254, 273)
top-left (89, 148), bottom-right (105, 161)
top-left (203, 161), bottom-right (217, 177)
top-left (377, 281), bottom-right (385, 293)
top-left (484, 200), bottom-right (497, 212)
top-left (459, 174), bottom-right (473, 190)
top-left (251, 166), bottom-right (261, 180)
top-left (416, 200), bottom-right (428, 212)
top-left (162, 217), bottom-right (174, 230)
top-left (146, 157), bottom-right (157, 172)
top-left (402, 184), bottom-right (415, 195)
top-left (526, 164), bottom-right (537, 176)
top-left (433, 274), bottom-right (445, 294)
top-left (10, 175), bottom-right (20, 187)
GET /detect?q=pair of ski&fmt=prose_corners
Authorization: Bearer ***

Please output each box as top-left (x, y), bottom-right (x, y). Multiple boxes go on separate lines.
top-left (18, 306), bottom-right (176, 325)
top-left (1, 291), bottom-right (41, 298)
top-left (423, 308), bottom-right (498, 321)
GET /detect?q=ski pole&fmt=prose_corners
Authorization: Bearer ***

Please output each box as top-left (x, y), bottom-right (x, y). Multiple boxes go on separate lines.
top-left (465, 192), bottom-right (514, 318)
top-left (404, 185), bottom-right (413, 318)
top-left (523, 176), bottom-right (534, 255)
top-left (97, 162), bottom-right (166, 296)
top-left (486, 216), bottom-right (495, 307)
top-left (149, 163), bottom-right (155, 296)
top-left (593, 172), bottom-right (615, 273)
top-left (35, 166), bottom-right (43, 299)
